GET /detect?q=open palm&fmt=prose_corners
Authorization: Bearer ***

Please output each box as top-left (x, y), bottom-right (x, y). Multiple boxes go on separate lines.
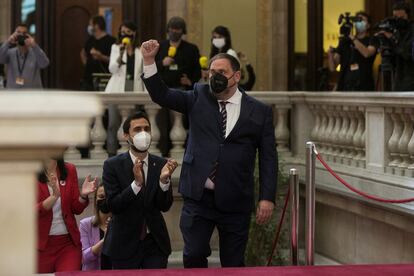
top-left (81, 175), bottom-right (98, 197)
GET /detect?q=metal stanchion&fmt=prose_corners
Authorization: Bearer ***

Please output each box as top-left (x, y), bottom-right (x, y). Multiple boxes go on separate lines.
top-left (305, 141), bottom-right (316, 265)
top-left (289, 168), bottom-right (299, 265)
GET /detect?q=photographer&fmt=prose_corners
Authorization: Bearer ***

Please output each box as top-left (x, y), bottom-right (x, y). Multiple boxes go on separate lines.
top-left (328, 12), bottom-right (377, 91)
top-left (377, 2), bottom-right (414, 91)
top-left (0, 23), bottom-right (49, 89)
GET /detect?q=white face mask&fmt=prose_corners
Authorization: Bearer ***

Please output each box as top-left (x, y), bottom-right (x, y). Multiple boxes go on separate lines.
top-left (87, 25), bottom-right (94, 36)
top-left (212, 38), bottom-right (226, 49)
top-left (132, 131), bottom-right (151, 152)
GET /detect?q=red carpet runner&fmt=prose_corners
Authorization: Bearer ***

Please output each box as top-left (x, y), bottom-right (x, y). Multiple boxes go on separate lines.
top-left (57, 264), bottom-right (414, 276)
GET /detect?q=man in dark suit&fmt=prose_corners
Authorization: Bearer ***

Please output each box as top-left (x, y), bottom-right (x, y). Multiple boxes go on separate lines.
top-left (102, 111), bottom-right (178, 269)
top-left (140, 40), bottom-right (278, 268)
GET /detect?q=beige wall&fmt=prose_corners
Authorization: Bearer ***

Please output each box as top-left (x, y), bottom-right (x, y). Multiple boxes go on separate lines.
top-left (167, 0), bottom-right (289, 91)
top-left (201, 0), bottom-right (257, 68)
top-left (323, 0), bottom-right (364, 52)
top-left (0, 0), bottom-right (11, 42)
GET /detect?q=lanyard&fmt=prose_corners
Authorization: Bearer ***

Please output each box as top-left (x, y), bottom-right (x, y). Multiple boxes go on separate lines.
top-left (16, 50), bottom-right (28, 77)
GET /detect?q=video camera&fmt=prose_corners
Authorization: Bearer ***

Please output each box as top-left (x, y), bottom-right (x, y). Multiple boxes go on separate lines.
top-left (375, 16), bottom-right (410, 33)
top-left (338, 12), bottom-right (362, 38)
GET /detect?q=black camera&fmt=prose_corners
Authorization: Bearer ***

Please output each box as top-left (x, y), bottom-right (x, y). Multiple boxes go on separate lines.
top-left (338, 12), bottom-right (362, 38)
top-left (16, 34), bottom-right (28, 46)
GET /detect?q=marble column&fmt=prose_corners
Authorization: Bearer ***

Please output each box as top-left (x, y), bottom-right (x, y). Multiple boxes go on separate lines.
top-left (0, 92), bottom-right (101, 275)
top-left (0, 0), bottom-right (11, 42)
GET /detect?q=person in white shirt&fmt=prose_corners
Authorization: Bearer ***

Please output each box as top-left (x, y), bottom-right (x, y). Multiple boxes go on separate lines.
top-left (201, 25), bottom-right (241, 82)
top-left (102, 111), bottom-right (178, 269)
top-left (105, 21), bottom-right (145, 156)
top-left (209, 25), bottom-right (239, 62)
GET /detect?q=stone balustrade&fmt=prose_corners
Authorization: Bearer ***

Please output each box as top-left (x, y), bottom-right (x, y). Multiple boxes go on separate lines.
top-left (68, 91), bottom-right (414, 212)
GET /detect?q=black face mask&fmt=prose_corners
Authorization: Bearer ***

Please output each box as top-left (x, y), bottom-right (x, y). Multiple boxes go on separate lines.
top-left (17, 35), bottom-right (27, 46)
top-left (97, 199), bottom-right (110, 214)
top-left (209, 73), bottom-right (235, 94)
top-left (169, 31), bottom-right (182, 42)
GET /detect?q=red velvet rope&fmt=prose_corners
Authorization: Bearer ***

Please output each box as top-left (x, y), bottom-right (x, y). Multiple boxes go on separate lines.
top-left (316, 153), bottom-right (414, 204)
top-left (267, 185), bottom-right (290, 266)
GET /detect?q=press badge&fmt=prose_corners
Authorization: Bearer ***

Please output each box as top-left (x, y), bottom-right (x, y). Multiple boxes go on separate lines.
top-left (169, 64), bottom-right (178, 71)
top-left (350, 63), bottom-right (359, 71)
top-left (16, 77), bottom-right (25, 86)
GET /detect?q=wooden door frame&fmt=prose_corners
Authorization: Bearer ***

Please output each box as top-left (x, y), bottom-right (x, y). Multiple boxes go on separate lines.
top-left (122, 0), bottom-right (166, 43)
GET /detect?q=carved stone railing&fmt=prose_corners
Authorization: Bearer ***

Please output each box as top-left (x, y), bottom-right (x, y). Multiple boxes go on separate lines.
top-left (69, 91), bottom-right (414, 212)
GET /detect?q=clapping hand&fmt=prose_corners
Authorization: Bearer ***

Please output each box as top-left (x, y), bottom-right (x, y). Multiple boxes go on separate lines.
top-left (81, 175), bottom-right (98, 198)
top-left (160, 159), bottom-right (178, 184)
top-left (141, 40), bottom-right (160, 65)
top-left (48, 173), bottom-right (61, 198)
top-left (90, 48), bottom-right (103, 60)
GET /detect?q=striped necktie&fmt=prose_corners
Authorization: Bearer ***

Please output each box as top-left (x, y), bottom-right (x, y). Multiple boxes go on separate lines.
top-left (208, 101), bottom-right (229, 183)
top-left (219, 101), bottom-right (228, 139)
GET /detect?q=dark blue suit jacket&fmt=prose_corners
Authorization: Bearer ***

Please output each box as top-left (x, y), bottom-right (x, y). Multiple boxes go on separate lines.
top-left (102, 152), bottom-right (173, 259)
top-left (143, 73), bottom-right (278, 213)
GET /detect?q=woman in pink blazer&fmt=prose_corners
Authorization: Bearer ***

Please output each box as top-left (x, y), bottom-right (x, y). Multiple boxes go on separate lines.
top-left (80, 183), bottom-right (112, 270)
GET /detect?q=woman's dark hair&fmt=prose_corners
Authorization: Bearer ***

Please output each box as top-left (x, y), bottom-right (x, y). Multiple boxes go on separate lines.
top-left (91, 183), bottom-right (105, 227)
top-left (393, 2), bottom-right (411, 17)
top-left (209, 26), bottom-right (233, 59)
top-left (123, 111), bottom-right (151, 134)
top-left (117, 21), bottom-right (139, 47)
top-left (92, 15), bottom-right (106, 31)
top-left (37, 158), bottom-right (68, 183)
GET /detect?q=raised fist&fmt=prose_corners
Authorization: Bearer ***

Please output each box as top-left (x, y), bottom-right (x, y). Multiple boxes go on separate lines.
top-left (141, 40), bottom-right (160, 64)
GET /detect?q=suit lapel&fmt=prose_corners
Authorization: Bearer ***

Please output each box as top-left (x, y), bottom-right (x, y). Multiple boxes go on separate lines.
top-left (122, 152), bottom-right (135, 185)
top-left (203, 87), bottom-right (222, 132)
top-left (227, 92), bottom-right (254, 140)
top-left (144, 154), bottom-right (159, 207)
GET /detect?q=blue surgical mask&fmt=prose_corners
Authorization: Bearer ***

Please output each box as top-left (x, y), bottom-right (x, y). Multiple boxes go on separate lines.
top-left (355, 21), bottom-right (367, 33)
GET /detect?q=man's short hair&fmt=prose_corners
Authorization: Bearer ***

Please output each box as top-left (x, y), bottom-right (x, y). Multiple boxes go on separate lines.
top-left (209, 53), bottom-right (241, 72)
top-left (167, 16), bottom-right (187, 34)
top-left (16, 23), bottom-right (28, 30)
top-left (356, 11), bottom-right (371, 24)
top-left (92, 15), bottom-right (106, 31)
top-left (123, 111), bottom-right (151, 134)
top-left (393, 2), bottom-right (411, 17)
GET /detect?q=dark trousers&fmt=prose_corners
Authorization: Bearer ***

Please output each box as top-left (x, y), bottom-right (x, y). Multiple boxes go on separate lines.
top-left (111, 234), bottom-right (168, 269)
top-left (180, 190), bottom-right (251, 268)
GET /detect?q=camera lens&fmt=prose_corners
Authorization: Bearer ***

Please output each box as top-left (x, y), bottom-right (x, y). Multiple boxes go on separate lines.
top-left (17, 35), bottom-right (27, 46)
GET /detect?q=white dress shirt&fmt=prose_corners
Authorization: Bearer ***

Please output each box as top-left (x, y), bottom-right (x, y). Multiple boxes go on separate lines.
top-left (129, 151), bottom-right (170, 195)
top-left (143, 63), bottom-right (242, 190)
top-left (47, 185), bottom-right (69, 236)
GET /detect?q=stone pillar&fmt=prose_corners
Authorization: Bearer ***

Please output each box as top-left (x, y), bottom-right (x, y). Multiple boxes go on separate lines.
top-left (365, 107), bottom-right (391, 173)
top-left (0, 92), bottom-right (101, 275)
top-left (0, 0), bottom-right (11, 42)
